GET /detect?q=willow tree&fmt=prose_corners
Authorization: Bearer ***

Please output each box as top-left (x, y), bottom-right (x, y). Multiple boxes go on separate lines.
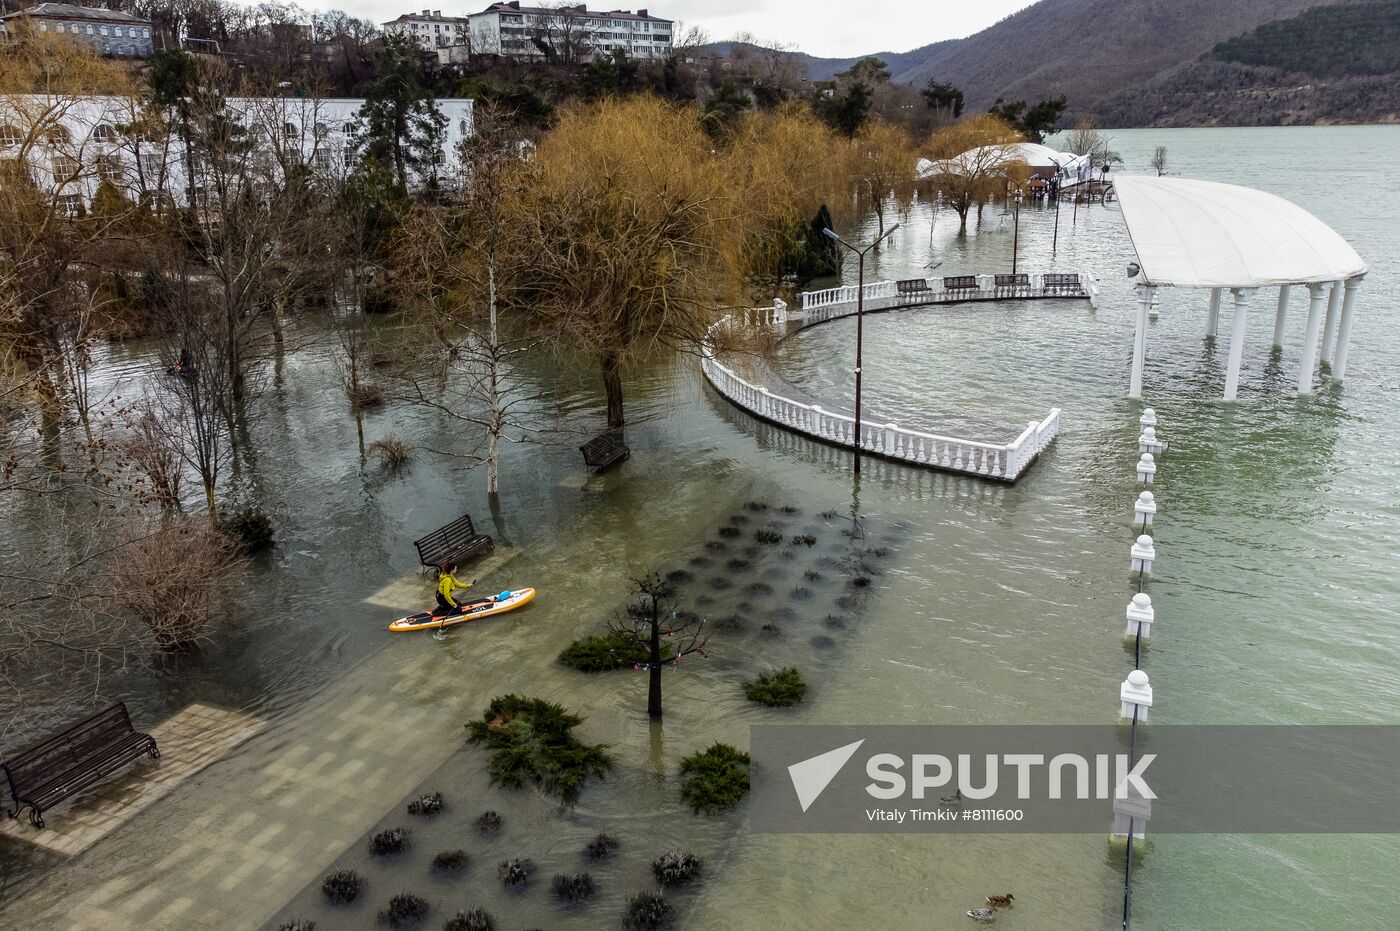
top-left (514, 95), bottom-right (736, 431)
top-left (720, 103), bottom-right (853, 284)
top-left (921, 114), bottom-right (1024, 234)
top-left (851, 119), bottom-right (918, 240)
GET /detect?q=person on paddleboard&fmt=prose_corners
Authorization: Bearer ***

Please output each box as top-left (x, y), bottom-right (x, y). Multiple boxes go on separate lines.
top-left (434, 563), bottom-right (476, 616)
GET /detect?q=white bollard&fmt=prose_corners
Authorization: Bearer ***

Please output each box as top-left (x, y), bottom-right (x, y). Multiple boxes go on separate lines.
top-left (1125, 593), bottom-right (1155, 639)
top-left (1138, 426), bottom-right (1168, 456)
top-left (1120, 669), bottom-right (1153, 721)
top-left (1136, 453), bottom-right (1157, 485)
top-left (1112, 778), bottom-right (1152, 839)
top-left (1139, 408), bottom-right (1157, 429)
top-left (1134, 491), bottom-right (1157, 529)
top-left (1130, 534), bottom-right (1156, 574)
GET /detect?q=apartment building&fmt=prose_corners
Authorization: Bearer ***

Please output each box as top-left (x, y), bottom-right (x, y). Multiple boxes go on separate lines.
top-left (468, 2), bottom-right (672, 62)
top-left (382, 9), bottom-right (472, 51)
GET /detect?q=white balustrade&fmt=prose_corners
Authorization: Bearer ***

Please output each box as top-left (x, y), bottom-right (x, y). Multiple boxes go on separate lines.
top-left (700, 317), bottom-right (1060, 482)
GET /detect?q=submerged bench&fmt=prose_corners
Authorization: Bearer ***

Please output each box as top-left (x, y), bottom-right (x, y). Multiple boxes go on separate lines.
top-left (1043, 273), bottom-right (1082, 294)
top-left (414, 513), bottom-right (493, 570)
top-left (580, 430), bottom-right (629, 472)
top-left (943, 275), bottom-right (979, 292)
top-left (3, 702), bottom-right (159, 829)
top-left (896, 278), bottom-right (931, 301)
top-left (994, 273), bottom-right (1030, 297)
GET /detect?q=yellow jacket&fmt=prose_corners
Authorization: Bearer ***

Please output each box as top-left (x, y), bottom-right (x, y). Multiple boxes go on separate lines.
top-left (437, 573), bottom-right (471, 607)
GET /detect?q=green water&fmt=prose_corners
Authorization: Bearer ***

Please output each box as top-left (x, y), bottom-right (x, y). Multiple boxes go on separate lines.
top-left (2, 125), bottom-right (1398, 930)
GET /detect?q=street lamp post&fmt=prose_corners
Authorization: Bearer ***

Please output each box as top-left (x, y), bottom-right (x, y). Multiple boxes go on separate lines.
top-left (1011, 187), bottom-right (1024, 275)
top-left (822, 222), bottom-right (901, 476)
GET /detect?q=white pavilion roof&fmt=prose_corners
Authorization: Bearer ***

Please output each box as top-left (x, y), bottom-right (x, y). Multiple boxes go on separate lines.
top-left (917, 142), bottom-right (1076, 180)
top-left (1115, 175), bottom-right (1367, 289)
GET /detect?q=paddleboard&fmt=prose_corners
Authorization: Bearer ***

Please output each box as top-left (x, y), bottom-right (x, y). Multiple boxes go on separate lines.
top-left (388, 587), bottom-right (536, 632)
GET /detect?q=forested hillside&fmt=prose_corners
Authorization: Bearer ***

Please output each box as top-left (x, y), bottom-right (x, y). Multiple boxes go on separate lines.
top-left (1099, 1), bottom-right (1400, 125)
top-left (1213, 0), bottom-right (1400, 76)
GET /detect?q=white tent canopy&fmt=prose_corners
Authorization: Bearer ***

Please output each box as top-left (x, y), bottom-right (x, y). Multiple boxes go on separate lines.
top-left (1114, 175), bottom-right (1368, 401)
top-left (1115, 175), bottom-right (1368, 289)
top-left (916, 142), bottom-right (1077, 179)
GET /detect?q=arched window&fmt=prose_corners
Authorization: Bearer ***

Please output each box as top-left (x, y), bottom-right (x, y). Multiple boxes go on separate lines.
top-left (282, 122), bottom-right (297, 139)
top-left (92, 123), bottom-right (117, 142)
top-left (43, 124), bottom-right (70, 144)
top-left (433, 148), bottom-right (446, 165)
top-left (314, 122), bottom-right (329, 139)
top-left (341, 121), bottom-right (356, 135)
top-left (458, 119), bottom-right (469, 136)
top-left (0, 125), bottom-right (22, 147)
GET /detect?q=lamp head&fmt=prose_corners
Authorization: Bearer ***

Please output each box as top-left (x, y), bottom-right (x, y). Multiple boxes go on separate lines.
top-left (822, 228), bottom-right (839, 242)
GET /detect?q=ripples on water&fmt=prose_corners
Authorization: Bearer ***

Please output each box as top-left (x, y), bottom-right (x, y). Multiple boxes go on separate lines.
top-left (2, 126), bottom-right (1399, 928)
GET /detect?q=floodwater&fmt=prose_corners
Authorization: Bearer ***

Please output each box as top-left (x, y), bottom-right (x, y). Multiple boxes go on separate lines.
top-left (1, 125), bottom-right (1399, 930)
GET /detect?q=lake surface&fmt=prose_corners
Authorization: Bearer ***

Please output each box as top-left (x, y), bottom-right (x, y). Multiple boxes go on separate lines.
top-left (1, 125), bottom-right (1397, 930)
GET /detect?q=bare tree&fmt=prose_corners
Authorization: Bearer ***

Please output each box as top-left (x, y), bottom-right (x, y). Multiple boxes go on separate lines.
top-left (110, 516), bottom-right (246, 650)
top-left (1151, 145), bottom-right (1169, 176)
top-left (393, 106), bottom-right (546, 496)
top-left (527, 2), bottom-right (596, 65)
top-left (608, 575), bottom-right (708, 719)
top-left (921, 114), bottom-right (1025, 234)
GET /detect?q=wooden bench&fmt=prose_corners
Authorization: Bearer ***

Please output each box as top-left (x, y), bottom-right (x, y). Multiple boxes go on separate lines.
top-left (580, 430), bottom-right (629, 472)
top-left (414, 513), bottom-right (494, 570)
top-left (895, 278), bottom-right (931, 302)
top-left (994, 273), bottom-right (1030, 297)
top-left (943, 275), bottom-right (979, 293)
top-left (1043, 273), bottom-right (1082, 295)
top-left (3, 702), bottom-right (159, 829)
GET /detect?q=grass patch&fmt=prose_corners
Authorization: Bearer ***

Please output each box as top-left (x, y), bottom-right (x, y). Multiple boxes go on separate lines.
top-left (406, 792), bottom-right (442, 817)
top-left (369, 828), bottom-right (409, 857)
top-left (558, 630), bottom-right (668, 672)
top-left (432, 850), bottom-right (469, 872)
top-left (652, 851), bottom-right (702, 887)
top-left (466, 695), bottom-right (613, 805)
top-left (321, 869), bottom-right (363, 904)
top-left (584, 833), bottom-right (619, 860)
top-left (624, 891), bottom-right (675, 930)
top-left (378, 892), bottom-right (428, 927)
top-left (679, 743), bottom-right (751, 814)
top-left (442, 909), bottom-right (495, 931)
top-left (552, 872), bottom-right (596, 903)
top-left (743, 667), bottom-right (807, 707)
top-left (790, 534), bottom-right (817, 546)
top-left (475, 810), bottom-right (502, 833)
top-left (497, 857), bottom-right (534, 888)
top-left (753, 527), bottom-right (784, 544)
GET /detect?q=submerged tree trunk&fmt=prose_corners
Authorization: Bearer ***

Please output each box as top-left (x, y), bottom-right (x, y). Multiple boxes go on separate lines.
top-left (647, 596), bottom-right (663, 719)
top-left (486, 255), bottom-right (502, 496)
top-left (601, 351), bottom-right (624, 430)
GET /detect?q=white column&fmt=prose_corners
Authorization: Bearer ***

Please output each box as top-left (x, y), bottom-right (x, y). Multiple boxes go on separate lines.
top-left (1272, 285), bottom-right (1290, 349)
top-left (1223, 287), bottom-right (1254, 401)
top-left (1130, 285), bottom-right (1153, 398)
top-left (1297, 282), bottom-right (1326, 394)
top-left (1206, 288), bottom-right (1221, 338)
top-left (1320, 278), bottom-right (1342, 364)
top-left (1331, 276), bottom-right (1363, 381)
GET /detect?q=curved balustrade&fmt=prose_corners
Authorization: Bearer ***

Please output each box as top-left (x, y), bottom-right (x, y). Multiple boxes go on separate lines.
top-left (700, 317), bottom-right (1061, 483)
top-left (796, 268), bottom-right (1098, 325)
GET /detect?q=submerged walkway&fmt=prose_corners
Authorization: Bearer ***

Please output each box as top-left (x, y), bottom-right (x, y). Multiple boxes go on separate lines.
top-left (703, 272), bottom-right (1092, 482)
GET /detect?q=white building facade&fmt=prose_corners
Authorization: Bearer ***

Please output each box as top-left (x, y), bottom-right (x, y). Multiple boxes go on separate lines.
top-left (468, 2), bottom-right (672, 61)
top-left (382, 10), bottom-right (471, 51)
top-left (0, 3), bottom-right (154, 58)
top-left (0, 94), bottom-right (475, 213)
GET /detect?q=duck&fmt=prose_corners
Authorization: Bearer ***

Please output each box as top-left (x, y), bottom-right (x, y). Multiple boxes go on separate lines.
top-left (986, 894), bottom-right (1015, 908)
top-left (967, 907), bottom-right (997, 922)
top-left (940, 788), bottom-right (963, 805)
